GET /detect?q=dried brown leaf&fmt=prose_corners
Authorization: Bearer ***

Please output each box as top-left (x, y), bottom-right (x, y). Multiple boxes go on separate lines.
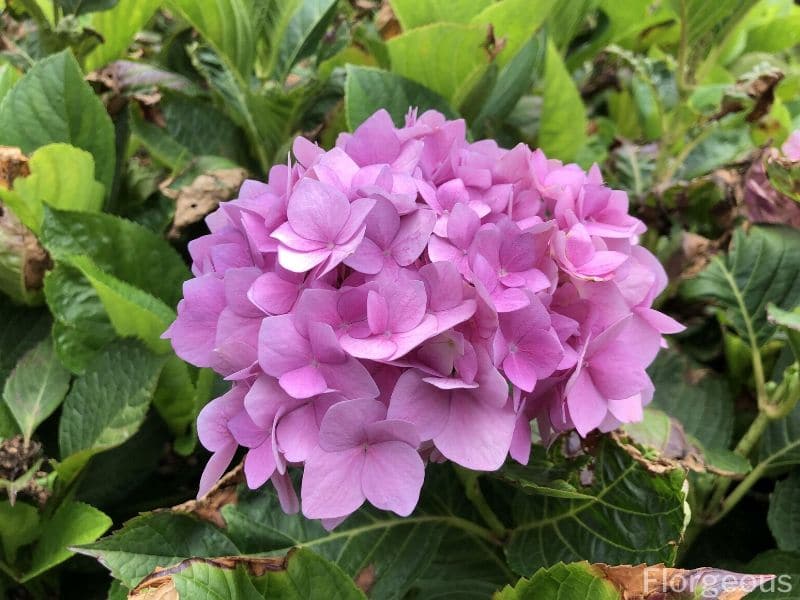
top-left (0, 146), bottom-right (29, 188)
top-left (166, 168), bottom-right (248, 238)
top-left (169, 462), bottom-right (243, 528)
top-left (596, 563), bottom-right (775, 600)
top-left (129, 555), bottom-right (289, 600)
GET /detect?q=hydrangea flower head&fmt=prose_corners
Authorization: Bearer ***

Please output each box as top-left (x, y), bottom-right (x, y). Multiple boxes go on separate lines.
top-left (165, 108), bottom-right (682, 524)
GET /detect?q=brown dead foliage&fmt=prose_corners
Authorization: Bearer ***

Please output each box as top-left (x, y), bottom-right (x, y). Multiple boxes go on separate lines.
top-left (596, 563), bottom-right (775, 600)
top-left (164, 168), bottom-right (248, 238)
top-left (169, 462), bottom-right (243, 528)
top-left (129, 554), bottom-right (290, 600)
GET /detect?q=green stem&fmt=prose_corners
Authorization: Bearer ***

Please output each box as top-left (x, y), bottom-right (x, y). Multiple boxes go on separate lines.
top-left (707, 461), bottom-right (768, 526)
top-left (734, 411), bottom-right (770, 457)
top-left (676, 0), bottom-right (689, 93)
top-left (455, 468), bottom-right (507, 539)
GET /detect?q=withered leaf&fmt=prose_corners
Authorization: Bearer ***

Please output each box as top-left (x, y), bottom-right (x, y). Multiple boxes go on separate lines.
top-left (596, 563), bottom-right (775, 600)
top-left (165, 167), bottom-right (248, 238)
top-left (169, 462), bottom-right (243, 528)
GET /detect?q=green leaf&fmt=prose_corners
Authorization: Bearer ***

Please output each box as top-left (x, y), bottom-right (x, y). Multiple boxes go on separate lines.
top-left (766, 157), bottom-right (800, 203)
top-left (0, 51), bottom-right (115, 193)
top-left (166, 549), bottom-right (365, 600)
top-left (0, 143), bottom-right (104, 233)
top-left (129, 103), bottom-right (192, 171)
top-left (505, 439), bottom-right (687, 575)
top-left (682, 226), bottom-right (800, 345)
top-left (0, 500), bottom-right (39, 564)
top-left (386, 23), bottom-right (491, 107)
top-left (0, 298), bottom-right (51, 386)
top-left (2, 337), bottom-right (71, 441)
top-left (43, 264), bottom-right (116, 374)
top-left (768, 472), bottom-right (800, 552)
top-left (768, 303), bottom-right (800, 362)
top-left (22, 501), bottom-right (112, 582)
top-left (537, 41), bottom-right (587, 162)
top-left (168, 0), bottom-right (256, 79)
top-left (647, 350), bottom-right (735, 449)
top-left (389, 0), bottom-right (489, 30)
top-left (0, 64), bottom-right (21, 105)
top-left (76, 512), bottom-right (240, 589)
top-left (546, 0), bottom-right (597, 52)
top-left (84, 0), bottom-right (161, 71)
top-left (473, 31), bottom-right (546, 134)
top-left (273, 0), bottom-right (338, 81)
top-left (58, 339), bottom-right (166, 461)
top-left (152, 357), bottom-right (209, 446)
top-left (497, 446), bottom-right (595, 501)
top-left (40, 206), bottom-right (189, 306)
top-left (470, 0), bottom-right (555, 67)
top-left (760, 401), bottom-right (800, 469)
top-left (55, 0), bottom-right (118, 16)
top-left (495, 562), bottom-right (620, 600)
top-left (344, 65), bottom-right (456, 130)
top-left (65, 256), bottom-right (175, 353)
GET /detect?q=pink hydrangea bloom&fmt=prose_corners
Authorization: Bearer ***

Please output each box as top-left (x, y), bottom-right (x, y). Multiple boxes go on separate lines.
top-left (165, 108), bottom-right (682, 524)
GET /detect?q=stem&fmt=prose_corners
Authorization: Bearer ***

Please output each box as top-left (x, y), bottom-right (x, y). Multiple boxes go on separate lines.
top-left (455, 467), bottom-right (507, 539)
top-left (676, 0), bottom-right (689, 93)
top-left (734, 411), bottom-right (770, 457)
top-left (707, 461), bottom-right (768, 526)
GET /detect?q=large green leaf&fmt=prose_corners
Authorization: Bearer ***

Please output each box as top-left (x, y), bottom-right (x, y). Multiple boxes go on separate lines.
top-left (55, 0), bottom-right (118, 16)
top-left (768, 472), bottom-right (800, 552)
top-left (504, 439), bottom-right (687, 575)
top-left (76, 512), bottom-right (240, 588)
top-left (168, 0), bottom-right (256, 79)
top-left (389, 0), bottom-right (489, 30)
top-left (473, 31), bottom-right (547, 135)
top-left (2, 337), bottom-right (71, 441)
top-left (84, 0), bottom-right (161, 71)
top-left (79, 465), bottom-right (510, 598)
top-left (495, 562), bottom-right (619, 600)
top-left (647, 350), bottom-right (735, 450)
top-left (0, 501), bottom-right (39, 565)
top-left (65, 256), bottom-right (175, 353)
top-left (40, 207), bottom-right (189, 306)
top-left (22, 501), bottom-right (112, 582)
top-left (273, 0), bottom-right (338, 81)
top-left (760, 401), bottom-right (800, 469)
top-left (345, 65), bottom-right (456, 130)
top-left (0, 144), bottom-right (104, 233)
top-left (537, 41), bottom-right (587, 162)
top-left (0, 51), bottom-right (115, 193)
top-left (23, 502), bottom-right (112, 581)
top-left (58, 339), bottom-right (166, 461)
top-left (0, 64), bottom-right (21, 105)
top-left (470, 0), bottom-right (555, 67)
top-left (151, 549), bottom-right (365, 600)
top-left (0, 297), bottom-right (50, 387)
top-left (44, 264), bottom-right (116, 374)
top-left (682, 225), bottom-right (800, 345)
top-left (386, 23), bottom-right (491, 107)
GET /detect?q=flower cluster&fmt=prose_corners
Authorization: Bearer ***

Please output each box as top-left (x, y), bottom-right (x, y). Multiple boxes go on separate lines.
top-left (165, 109), bottom-right (682, 525)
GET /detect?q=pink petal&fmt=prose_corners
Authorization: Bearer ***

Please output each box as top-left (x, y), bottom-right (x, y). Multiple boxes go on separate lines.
top-left (318, 398), bottom-right (385, 451)
top-left (198, 443), bottom-right (237, 498)
top-left (258, 315), bottom-right (310, 376)
top-left (287, 179), bottom-right (350, 242)
top-left (367, 290), bottom-right (390, 334)
top-left (244, 439), bottom-right (277, 488)
top-left (248, 271), bottom-right (301, 315)
top-left (308, 322), bottom-right (345, 364)
top-left (447, 203), bottom-right (481, 250)
top-left (362, 441), bottom-right (424, 516)
top-left (279, 365), bottom-right (328, 399)
top-left (276, 245), bottom-right (330, 273)
top-left (318, 357), bottom-right (379, 399)
top-left (271, 472), bottom-right (300, 514)
top-left (345, 110), bottom-right (401, 166)
top-left (391, 208), bottom-right (436, 265)
top-left (579, 251), bottom-right (629, 277)
top-left (434, 392), bottom-right (515, 470)
top-left (366, 419), bottom-right (420, 447)
top-left (301, 446), bottom-right (366, 519)
top-left (387, 370), bottom-right (450, 441)
top-left (344, 237), bottom-right (385, 274)
top-left (276, 403), bottom-right (319, 462)
top-left (566, 370), bottom-right (607, 437)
